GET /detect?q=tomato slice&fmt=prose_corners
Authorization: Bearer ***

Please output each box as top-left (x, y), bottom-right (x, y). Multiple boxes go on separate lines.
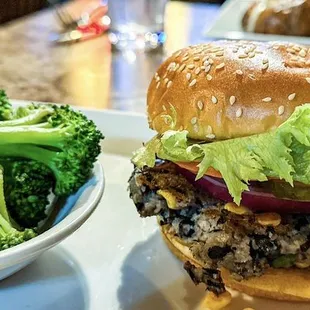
top-left (176, 162), bottom-right (223, 178)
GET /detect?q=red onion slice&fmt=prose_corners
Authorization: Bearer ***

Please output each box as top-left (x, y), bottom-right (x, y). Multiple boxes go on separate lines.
top-left (178, 167), bottom-right (310, 214)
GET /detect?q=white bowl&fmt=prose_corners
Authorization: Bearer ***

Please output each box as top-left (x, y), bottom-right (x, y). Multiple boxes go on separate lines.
top-left (0, 161), bottom-right (105, 281)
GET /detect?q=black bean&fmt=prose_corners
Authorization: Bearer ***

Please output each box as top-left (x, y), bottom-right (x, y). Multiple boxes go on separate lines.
top-left (179, 219), bottom-right (195, 238)
top-left (208, 246), bottom-right (231, 260)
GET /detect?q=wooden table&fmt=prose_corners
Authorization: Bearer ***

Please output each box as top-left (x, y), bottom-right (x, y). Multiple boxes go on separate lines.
top-left (0, 2), bottom-right (220, 112)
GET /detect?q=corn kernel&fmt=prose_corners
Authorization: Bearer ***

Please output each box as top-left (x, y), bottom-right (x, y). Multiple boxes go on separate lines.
top-left (256, 212), bottom-right (281, 227)
top-left (296, 260), bottom-right (310, 269)
top-left (199, 291), bottom-right (232, 310)
top-left (224, 202), bottom-right (251, 215)
top-left (157, 190), bottom-right (178, 209)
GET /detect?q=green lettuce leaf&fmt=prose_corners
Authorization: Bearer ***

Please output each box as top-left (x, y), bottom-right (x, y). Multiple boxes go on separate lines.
top-left (132, 104), bottom-right (310, 204)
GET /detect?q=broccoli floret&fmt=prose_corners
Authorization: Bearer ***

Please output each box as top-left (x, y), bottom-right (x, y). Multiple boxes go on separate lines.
top-left (0, 104), bottom-right (103, 196)
top-left (0, 90), bottom-right (13, 120)
top-left (0, 167), bottom-right (36, 251)
top-left (1, 159), bottom-right (54, 228)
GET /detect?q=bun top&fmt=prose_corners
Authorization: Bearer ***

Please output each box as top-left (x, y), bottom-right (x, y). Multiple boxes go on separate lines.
top-left (147, 40), bottom-right (310, 141)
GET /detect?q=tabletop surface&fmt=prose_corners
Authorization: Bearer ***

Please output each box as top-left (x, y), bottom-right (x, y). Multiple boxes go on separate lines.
top-left (0, 1), bottom-right (220, 113)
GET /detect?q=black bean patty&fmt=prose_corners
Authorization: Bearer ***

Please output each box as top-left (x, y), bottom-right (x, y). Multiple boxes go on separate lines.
top-left (128, 162), bottom-right (310, 294)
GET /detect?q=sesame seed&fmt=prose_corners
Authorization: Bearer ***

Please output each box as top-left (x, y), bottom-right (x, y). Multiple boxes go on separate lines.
top-left (205, 65), bottom-right (211, 73)
top-left (211, 96), bottom-right (218, 104)
top-left (229, 96), bottom-right (236, 105)
top-left (216, 63), bottom-right (225, 70)
top-left (249, 74), bottom-right (256, 80)
top-left (206, 134), bottom-right (216, 139)
top-left (206, 125), bottom-right (213, 134)
top-left (156, 82), bottom-right (160, 89)
top-left (216, 51), bottom-right (224, 57)
top-left (188, 64), bottom-right (195, 69)
top-left (236, 108), bottom-right (242, 118)
top-left (208, 59), bottom-right (214, 64)
top-left (233, 48), bottom-right (238, 53)
top-left (164, 78), bottom-right (169, 84)
top-left (299, 50), bottom-right (307, 57)
top-left (186, 73), bottom-right (191, 81)
top-left (167, 62), bottom-right (176, 71)
top-left (184, 52), bottom-right (189, 57)
top-left (236, 70), bottom-right (243, 76)
top-left (262, 63), bottom-right (269, 70)
top-left (191, 117), bottom-right (197, 124)
top-left (248, 52), bottom-right (255, 58)
top-left (195, 67), bottom-right (201, 75)
top-left (162, 105), bottom-right (166, 111)
top-left (293, 45), bottom-right (301, 52)
top-left (287, 48), bottom-right (296, 54)
top-left (197, 101), bottom-right (204, 110)
top-left (306, 78), bottom-right (310, 84)
top-left (164, 118), bottom-right (169, 125)
top-left (167, 81), bottom-right (172, 88)
top-left (179, 64), bottom-right (186, 72)
top-left (182, 56), bottom-right (189, 62)
top-left (288, 93), bottom-right (296, 101)
top-left (206, 74), bottom-right (213, 81)
top-left (201, 66), bottom-right (205, 70)
top-left (262, 58), bottom-right (269, 64)
top-left (278, 105), bottom-right (285, 115)
top-left (194, 124), bottom-right (199, 133)
top-left (291, 56), bottom-right (298, 62)
top-left (174, 64), bottom-right (180, 71)
top-left (193, 56), bottom-right (200, 61)
top-left (239, 54), bottom-right (248, 59)
top-left (204, 60), bottom-right (210, 66)
top-left (175, 50), bottom-right (182, 57)
top-left (189, 79), bottom-right (197, 87)
top-left (262, 97), bottom-right (272, 102)
top-left (202, 56), bottom-right (210, 62)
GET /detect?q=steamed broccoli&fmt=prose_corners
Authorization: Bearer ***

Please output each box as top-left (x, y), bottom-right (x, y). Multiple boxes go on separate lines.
top-left (0, 90), bottom-right (103, 251)
top-left (1, 159), bottom-right (54, 228)
top-left (0, 167), bottom-right (37, 251)
top-left (0, 103), bottom-right (103, 196)
top-left (0, 90), bottom-right (13, 120)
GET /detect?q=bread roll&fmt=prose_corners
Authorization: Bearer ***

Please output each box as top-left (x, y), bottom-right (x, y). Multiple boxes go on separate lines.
top-left (242, 0), bottom-right (310, 36)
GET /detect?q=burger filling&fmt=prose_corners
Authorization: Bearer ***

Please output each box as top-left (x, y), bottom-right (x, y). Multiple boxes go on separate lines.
top-left (129, 162), bottom-right (310, 295)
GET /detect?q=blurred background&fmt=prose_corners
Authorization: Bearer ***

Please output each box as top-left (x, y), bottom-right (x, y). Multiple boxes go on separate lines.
top-left (0, 0), bottom-right (308, 112)
top-left (0, 0), bottom-right (227, 112)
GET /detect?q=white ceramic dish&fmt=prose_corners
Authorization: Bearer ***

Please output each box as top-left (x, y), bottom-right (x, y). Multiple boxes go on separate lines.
top-left (1, 102), bottom-right (310, 310)
top-left (204, 0), bottom-right (310, 45)
top-left (0, 102), bottom-right (105, 281)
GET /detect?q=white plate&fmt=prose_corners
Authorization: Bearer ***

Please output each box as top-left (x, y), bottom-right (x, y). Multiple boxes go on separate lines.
top-left (2, 102), bottom-right (310, 310)
top-left (204, 0), bottom-right (310, 45)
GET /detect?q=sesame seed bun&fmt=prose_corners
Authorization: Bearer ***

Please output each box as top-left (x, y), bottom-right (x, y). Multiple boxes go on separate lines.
top-left (147, 40), bottom-right (310, 141)
top-left (242, 0), bottom-right (310, 36)
top-left (160, 224), bottom-right (310, 302)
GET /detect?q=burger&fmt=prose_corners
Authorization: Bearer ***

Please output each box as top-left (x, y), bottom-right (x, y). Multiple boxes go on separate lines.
top-left (128, 40), bottom-right (310, 303)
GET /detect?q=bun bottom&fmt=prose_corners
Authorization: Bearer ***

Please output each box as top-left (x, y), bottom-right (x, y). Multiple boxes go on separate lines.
top-left (160, 224), bottom-right (310, 302)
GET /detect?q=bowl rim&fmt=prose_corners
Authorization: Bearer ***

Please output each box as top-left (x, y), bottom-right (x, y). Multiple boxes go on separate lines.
top-left (0, 161), bottom-right (105, 267)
